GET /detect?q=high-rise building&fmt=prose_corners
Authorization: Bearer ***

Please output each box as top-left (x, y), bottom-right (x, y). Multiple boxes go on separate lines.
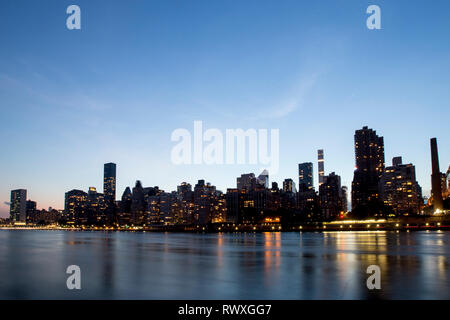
top-left (319, 172), bottom-right (344, 220)
top-left (26, 200), bottom-right (37, 223)
top-left (131, 180), bottom-right (146, 225)
top-left (237, 173), bottom-right (256, 190)
top-left (193, 180), bottom-right (217, 224)
top-left (283, 179), bottom-right (296, 193)
top-left (341, 186), bottom-right (348, 212)
top-left (86, 187), bottom-right (106, 225)
top-left (318, 150), bottom-right (325, 187)
top-left (257, 170), bottom-right (269, 188)
top-left (298, 162), bottom-right (313, 190)
top-left (119, 187), bottom-right (132, 225)
top-left (351, 126), bottom-right (385, 216)
top-left (430, 138), bottom-right (444, 211)
top-left (225, 188), bottom-right (240, 223)
top-left (297, 187), bottom-right (319, 220)
top-left (380, 157), bottom-right (422, 215)
top-left (10, 189), bottom-right (27, 224)
top-left (177, 182), bottom-right (194, 224)
top-left (64, 189), bottom-right (87, 225)
top-left (103, 163), bottom-right (116, 223)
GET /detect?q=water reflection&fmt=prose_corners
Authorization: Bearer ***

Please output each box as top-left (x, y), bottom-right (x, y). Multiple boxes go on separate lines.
top-left (0, 230), bottom-right (449, 299)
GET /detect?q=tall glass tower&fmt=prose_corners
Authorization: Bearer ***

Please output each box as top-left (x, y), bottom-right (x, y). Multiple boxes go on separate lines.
top-left (298, 162), bottom-right (313, 191)
top-left (103, 163), bottom-right (117, 223)
top-left (10, 189), bottom-right (27, 224)
top-left (351, 126), bottom-right (385, 214)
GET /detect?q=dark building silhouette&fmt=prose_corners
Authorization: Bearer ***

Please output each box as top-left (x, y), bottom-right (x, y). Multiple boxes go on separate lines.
top-left (237, 173), bottom-right (256, 190)
top-left (225, 188), bottom-right (240, 223)
top-left (86, 187), bottom-right (106, 225)
top-left (257, 170), bottom-right (269, 188)
top-left (283, 178), bottom-right (296, 193)
top-left (10, 189), bottom-right (27, 224)
top-left (298, 162), bottom-right (313, 190)
top-left (118, 187), bottom-right (132, 225)
top-left (380, 157), bottom-right (422, 215)
top-left (103, 163), bottom-right (117, 223)
top-left (319, 172), bottom-right (345, 220)
top-left (297, 187), bottom-right (319, 220)
top-left (430, 138), bottom-right (444, 211)
top-left (26, 200), bottom-right (37, 224)
top-left (177, 182), bottom-right (194, 223)
top-left (351, 126), bottom-right (385, 217)
top-left (64, 189), bottom-right (87, 225)
top-left (131, 181), bottom-right (146, 225)
top-left (193, 180), bottom-right (218, 224)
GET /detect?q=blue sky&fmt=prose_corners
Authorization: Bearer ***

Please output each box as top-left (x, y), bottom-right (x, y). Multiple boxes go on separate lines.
top-left (0, 0), bottom-right (449, 217)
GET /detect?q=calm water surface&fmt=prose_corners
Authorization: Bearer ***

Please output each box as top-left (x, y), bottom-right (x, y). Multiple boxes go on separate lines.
top-left (0, 230), bottom-right (449, 299)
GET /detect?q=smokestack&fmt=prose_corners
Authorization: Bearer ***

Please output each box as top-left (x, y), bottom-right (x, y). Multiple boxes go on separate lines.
top-left (430, 138), bottom-right (443, 211)
top-left (318, 149), bottom-right (324, 187)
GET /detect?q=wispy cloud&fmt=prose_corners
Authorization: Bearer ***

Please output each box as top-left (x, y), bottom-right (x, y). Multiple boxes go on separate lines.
top-left (3, 202), bottom-right (10, 206)
top-left (259, 72), bottom-right (320, 119)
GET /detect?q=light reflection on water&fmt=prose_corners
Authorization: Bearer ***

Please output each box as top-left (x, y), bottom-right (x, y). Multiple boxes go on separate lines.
top-left (0, 230), bottom-right (449, 299)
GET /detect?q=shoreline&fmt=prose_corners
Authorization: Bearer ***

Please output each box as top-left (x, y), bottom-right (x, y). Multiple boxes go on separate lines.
top-left (1, 220), bottom-right (450, 233)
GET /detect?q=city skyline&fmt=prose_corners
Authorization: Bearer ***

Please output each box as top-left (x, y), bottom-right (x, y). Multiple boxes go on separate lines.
top-left (3, 127), bottom-right (447, 219)
top-left (1, 1), bottom-right (450, 217)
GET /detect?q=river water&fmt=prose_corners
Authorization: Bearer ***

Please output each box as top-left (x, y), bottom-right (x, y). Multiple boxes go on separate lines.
top-left (0, 230), bottom-right (449, 299)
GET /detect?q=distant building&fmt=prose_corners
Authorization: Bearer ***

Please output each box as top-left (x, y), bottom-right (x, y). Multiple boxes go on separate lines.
top-left (257, 170), bottom-right (269, 188)
top-left (10, 189), bottom-right (27, 224)
top-left (225, 188), bottom-right (240, 223)
top-left (177, 182), bottom-right (194, 224)
top-left (297, 188), bottom-right (319, 220)
top-left (26, 200), bottom-right (37, 223)
top-left (318, 150), bottom-right (325, 187)
top-left (118, 187), bottom-right (132, 225)
top-left (86, 187), bottom-right (106, 225)
top-left (103, 163), bottom-right (117, 223)
top-left (237, 173), bottom-right (256, 191)
top-left (193, 180), bottom-right (219, 224)
top-left (430, 138), bottom-right (444, 211)
top-left (380, 157), bottom-right (422, 215)
top-left (131, 181), bottom-right (146, 225)
top-left (319, 172), bottom-right (345, 220)
top-left (64, 189), bottom-right (87, 225)
top-left (283, 179), bottom-right (296, 193)
top-left (341, 186), bottom-right (348, 212)
top-left (298, 162), bottom-right (313, 190)
top-left (351, 126), bottom-right (385, 216)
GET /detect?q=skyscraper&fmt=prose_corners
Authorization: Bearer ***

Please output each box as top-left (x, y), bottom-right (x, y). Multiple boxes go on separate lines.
top-left (298, 162), bottom-right (313, 191)
top-left (103, 163), bottom-right (117, 223)
top-left (380, 157), bottom-right (422, 215)
top-left (318, 149), bottom-right (325, 187)
top-left (26, 200), bottom-right (37, 223)
top-left (430, 138), bottom-right (443, 211)
top-left (131, 180), bottom-right (146, 225)
top-left (351, 126), bottom-right (385, 216)
top-left (10, 189), bottom-right (27, 224)
top-left (119, 187), bottom-right (132, 225)
top-left (237, 173), bottom-right (256, 191)
top-left (257, 170), bottom-right (269, 188)
top-left (64, 189), bottom-right (87, 225)
top-left (319, 172), bottom-right (344, 220)
top-left (283, 178), bottom-right (296, 193)
top-left (86, 187), bottom-right (106, 225)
